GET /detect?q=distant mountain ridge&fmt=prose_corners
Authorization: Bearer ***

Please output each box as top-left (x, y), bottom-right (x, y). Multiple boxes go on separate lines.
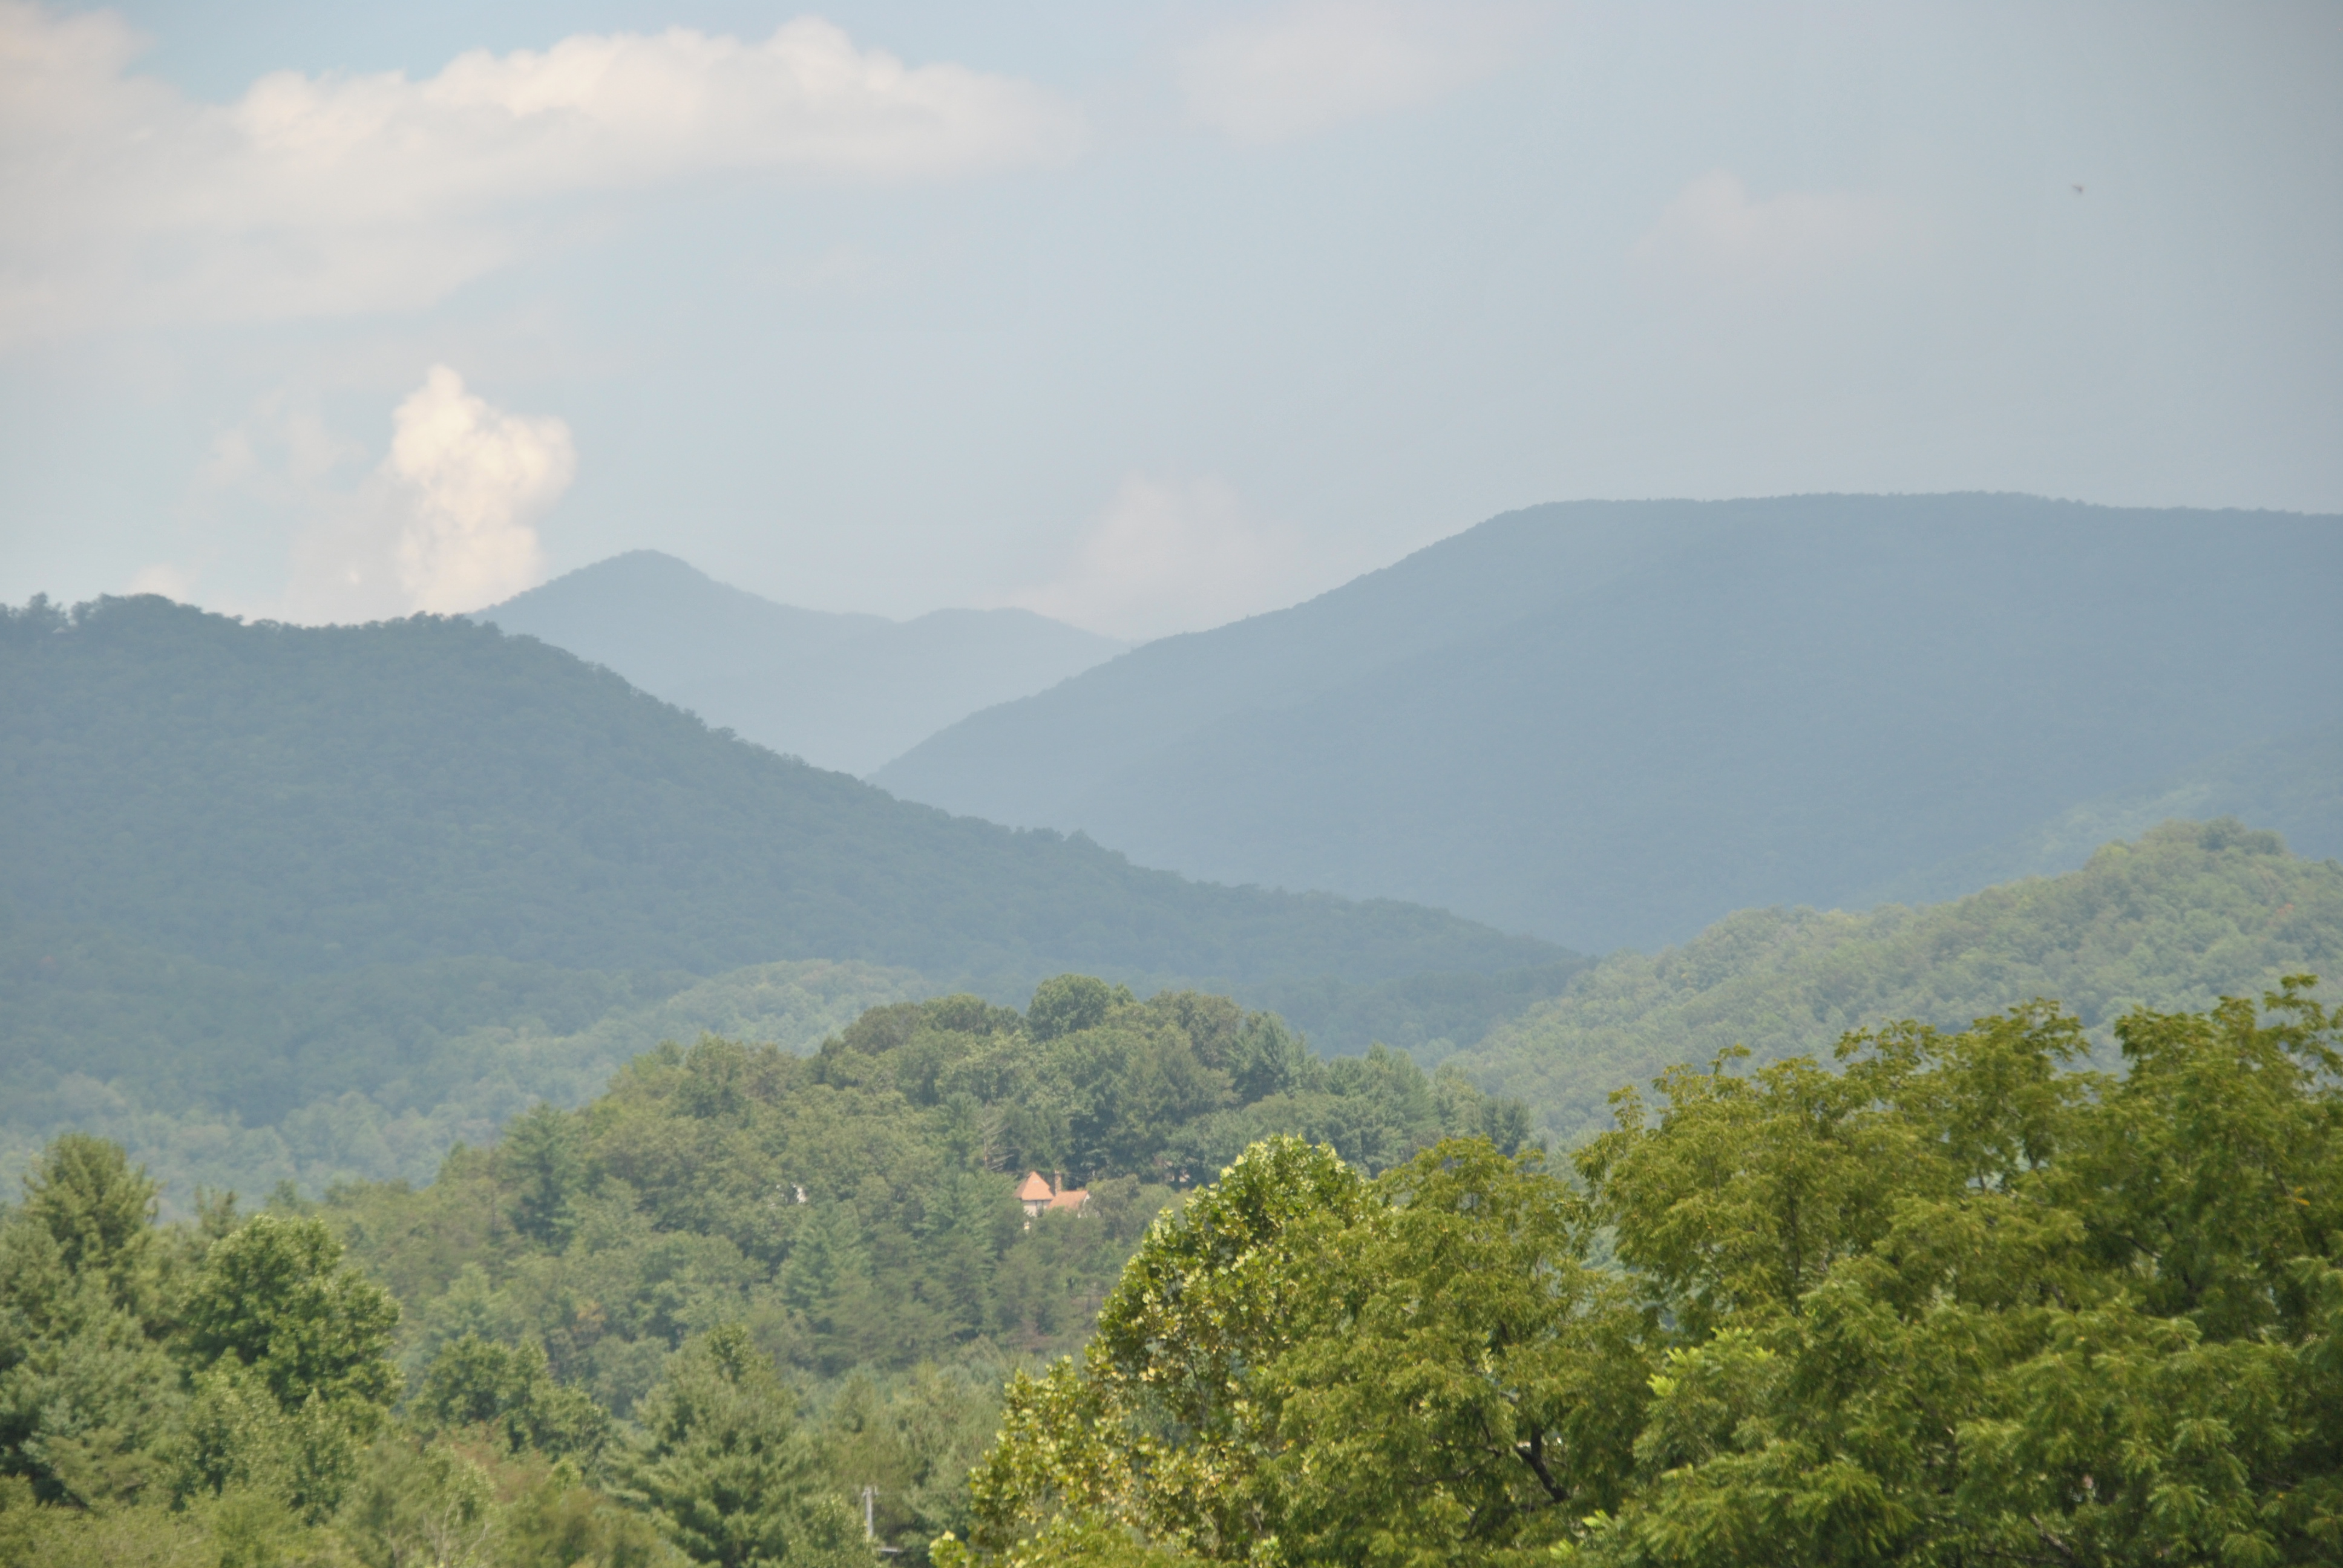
top-left (477, 550), bottom-right (1126, 776)
top-left (872, 494), bottom-right (2343, 951)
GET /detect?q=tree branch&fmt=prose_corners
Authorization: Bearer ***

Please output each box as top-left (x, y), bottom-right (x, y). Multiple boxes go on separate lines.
top-left (1513, 1429), bottom-right (1568, 1504)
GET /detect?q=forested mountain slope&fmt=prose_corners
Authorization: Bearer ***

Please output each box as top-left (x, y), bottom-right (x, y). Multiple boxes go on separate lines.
top-left (0, 594), bottom-right (1567, 1203)
top-left (1446, 818), bottom-right (2343, 1146)
top-left (0, 980), bottom-right (1539, 1563)
top-left (309, 977), bottom-right (1530, 1559)
top-left (0, 595), bottom-right (1550, 987)
top-left (477, 551), bottom-right (1125, 776)
top-left (873, 495), bottom-right (2343, 950)
top-left (0, 936), bottom-right (926, 1198)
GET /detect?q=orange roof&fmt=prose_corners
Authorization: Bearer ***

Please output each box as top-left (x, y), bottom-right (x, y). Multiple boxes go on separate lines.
top-left (1047, 1187), bottom-right (1089, 1212)
top-left (1017, 1172), bottom-right (1055, 1202)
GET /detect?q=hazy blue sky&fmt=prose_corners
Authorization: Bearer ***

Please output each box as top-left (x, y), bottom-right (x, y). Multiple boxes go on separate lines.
top-left (4, 1), bottom-right (2336, 636)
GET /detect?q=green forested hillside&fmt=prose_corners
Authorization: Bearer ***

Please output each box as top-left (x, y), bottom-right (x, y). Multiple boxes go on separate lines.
top-left (324, 981), bottom-right (1522, 1415)
top-left (10, 981), bottom-right (2333, 1566)
top-left (1447, 818), bottom-right (2343, 1146)
top-left (0, 595), bottom-right (1553, 987)
top-left (0, 933), bottom-right (923, 1200)
top-left (0, 978), bottom-right (1532, 1564)
top-left (957, 985), bottom-right (2343, 1567)
top-left (0, 593), bottom-right (1573, 1202)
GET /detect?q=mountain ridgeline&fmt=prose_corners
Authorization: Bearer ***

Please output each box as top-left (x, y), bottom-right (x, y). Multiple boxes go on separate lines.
top-left (0, 593), bottom-right (1574, 1202)
top-left (873, 494), bottom-right (2343, 952)
top-left (476, 550), bottom-right (1126, 777)
top-left (0, 593), bottom-right (1553, 989)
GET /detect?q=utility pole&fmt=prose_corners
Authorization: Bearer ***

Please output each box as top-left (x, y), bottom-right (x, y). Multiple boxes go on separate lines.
top-left (859, 1486), bottom-right (901, 1555)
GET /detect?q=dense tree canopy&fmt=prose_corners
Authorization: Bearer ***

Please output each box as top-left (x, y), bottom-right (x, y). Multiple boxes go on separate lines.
top-left (1447, 818), bottom-right (2343, 1147)
top-left (7, 970), bottom-right (2336, 1566)
top-left (324, 982), bottom-right (1525, 1423)
top-left (623, 1323), bottom-right (864, 1568)
top-left (0, 975), bottom-right (1533, 1564)
top-left (954, 981), bottom-right (2343, 1567)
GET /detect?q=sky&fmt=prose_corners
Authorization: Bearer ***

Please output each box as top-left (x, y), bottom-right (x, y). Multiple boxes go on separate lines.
top-left (2, 1), bottom-right (2337, 639)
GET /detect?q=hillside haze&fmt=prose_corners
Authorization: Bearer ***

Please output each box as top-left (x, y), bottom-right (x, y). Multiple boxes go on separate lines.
top-left (872, 494), bottom-right (2343, 951)
top-left (478, 550), bottom-right (1126, 776)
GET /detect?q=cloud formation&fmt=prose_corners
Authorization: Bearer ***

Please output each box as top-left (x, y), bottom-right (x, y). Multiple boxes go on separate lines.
top-left (1630, 171), bottom-right (1912, 289)
top-left (0, 3), bottom-right (1081, 344)
top-left (1176, 1), bottom-right (1532, 143)
top-left (126, 563), bottom-right (195, 602)
top-left (285, 367), bottom-right (574, 622)
top-left (1011, 475), bottom-right (1311, 641)
top-left (382, 367), bottom-right (575, 613)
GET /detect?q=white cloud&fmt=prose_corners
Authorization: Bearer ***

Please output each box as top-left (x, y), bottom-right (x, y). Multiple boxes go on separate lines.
top-left (0, 3), bottom-right (1082, 345)
top-left (381, 365), bottom-right (574, 612)
top-left (127, 563), bottom-right (195, 601)
top-left (1630, 171), bottom-right (1913, 289)
top-left (284, 367), bottom-right (574, 621)
top-left (1176, 1), bottom-right (1533, 143)
top-left (1010, 475), bottom-right (1311, 641)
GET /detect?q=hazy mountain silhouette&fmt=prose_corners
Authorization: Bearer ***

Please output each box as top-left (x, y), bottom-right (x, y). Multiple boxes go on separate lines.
top-left (477, 550), bottom-right (1126, 775)
top-left (871, 494), bottom-right (2343, 952)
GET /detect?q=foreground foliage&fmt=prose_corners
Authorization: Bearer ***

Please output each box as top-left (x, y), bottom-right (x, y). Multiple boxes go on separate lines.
top-left (955, 981), bottom-right (2343, 1566)
top-left (0, 1133), bottom-right (847, 1567)
top-left (1, 974), bottom-right (1531, 1564)
top-left (13, 970), bottom-right (2333, 1566)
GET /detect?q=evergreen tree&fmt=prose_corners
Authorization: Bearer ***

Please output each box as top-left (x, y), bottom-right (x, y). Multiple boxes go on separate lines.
top-left (625, 1324), bottom-right (863, 1568)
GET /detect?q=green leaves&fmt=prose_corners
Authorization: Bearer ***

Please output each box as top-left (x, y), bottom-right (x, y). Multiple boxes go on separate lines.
top-left (503, 1103), bottom-right (589, 1249)
top-left (971, 1137), bottom-right (1643, 1565)
top-left (2059, 978), bottom-right (2343, 1338)
top-left (958, 982), bottom-right (2343, 1567)
top-left (1570, 984), bottom-right (2343, 1568)
top-left (969, 1137), bottom-right (1368, 1560)
top-left (1265, 1140), bottom-right (1647, 1565)
top-left (169, 1360), bottom-right (361, 1525)
top-left (1027, 977), bottom-right (1127, 1044)
top-left (1, 1138), bottom-right (410, 1537)
top-left (0, 1235), bottom-right (179, 1509)
top-left (16, 1135), bottom-right (158, 1315)
top-left (414, 1332), bottom-right (614, 1465)
top-left (178, 1213), bottom-right (401, 1422)
top-left (624, 1324), bottom-right (863, 1568)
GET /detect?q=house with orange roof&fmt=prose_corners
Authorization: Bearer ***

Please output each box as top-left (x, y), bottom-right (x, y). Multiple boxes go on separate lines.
top-left (1017, 1172), bottom-right (1054, 1215)
top-left (1018, 1171), bottom-right (1090, 1221)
